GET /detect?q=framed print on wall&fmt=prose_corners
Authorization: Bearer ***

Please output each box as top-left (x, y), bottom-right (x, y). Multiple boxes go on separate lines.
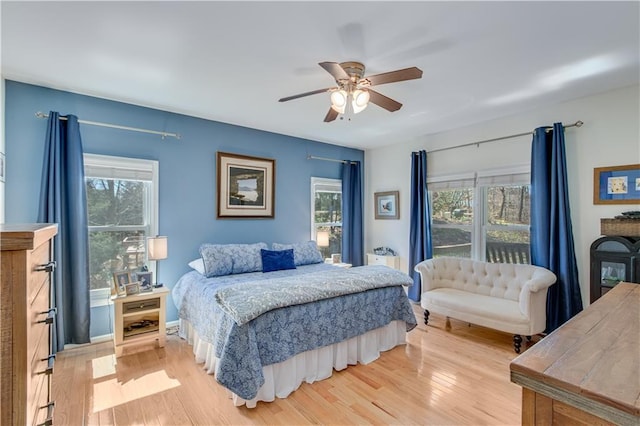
top-left (593, 164), bottom-right (640, 205)
top-left (217, 151), bottom-right (275, 218)
top-left (374, 191), bottom-right (399, 220)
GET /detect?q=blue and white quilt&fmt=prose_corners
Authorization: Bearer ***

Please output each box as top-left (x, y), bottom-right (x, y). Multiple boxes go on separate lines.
top-left (172, 264), bottom-right (417, 400)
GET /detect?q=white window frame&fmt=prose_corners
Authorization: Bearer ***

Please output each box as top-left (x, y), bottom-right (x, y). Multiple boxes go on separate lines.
top-left (84, 154), bottom-right (159, 307)
top-left (428, 165), bottom-right (530, 262)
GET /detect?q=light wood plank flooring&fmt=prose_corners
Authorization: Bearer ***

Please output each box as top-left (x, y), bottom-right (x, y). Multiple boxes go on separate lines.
top-left (52, 306), bottom-right (533, 425)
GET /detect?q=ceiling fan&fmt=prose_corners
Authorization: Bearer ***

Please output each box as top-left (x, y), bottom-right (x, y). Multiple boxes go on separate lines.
top-left (278, 61), bottom-right (423, 122)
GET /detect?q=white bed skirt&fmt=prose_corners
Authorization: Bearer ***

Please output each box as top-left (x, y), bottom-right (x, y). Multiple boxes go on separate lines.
top-left (179, 319), bottom-right (407, 408)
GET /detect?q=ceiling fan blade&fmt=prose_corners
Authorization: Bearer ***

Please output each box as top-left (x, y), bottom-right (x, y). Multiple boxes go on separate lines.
top-left (319, 62), bottom-right (350, 81)
top-left (362, 67), bottom-right (423, 87)
top-left (368, 89), bottom-right (402, 112)
top-left (324, 108), bottom-right (339, 122)
top-left (279, 87), bottom-right (334, 102)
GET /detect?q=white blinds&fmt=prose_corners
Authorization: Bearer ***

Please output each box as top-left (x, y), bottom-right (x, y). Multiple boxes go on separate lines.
top-left (84, 154), bottom-right (156, 181)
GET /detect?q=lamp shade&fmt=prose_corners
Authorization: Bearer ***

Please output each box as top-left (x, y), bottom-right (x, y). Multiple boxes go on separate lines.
top-left (330, 90), bottom-right (347, 114)
top-left (147, 236), bottom-right (168, 261)
top-left (352, 89), bottom-right (370, 114)
top-left (316, 231), bottom-right (330, 247)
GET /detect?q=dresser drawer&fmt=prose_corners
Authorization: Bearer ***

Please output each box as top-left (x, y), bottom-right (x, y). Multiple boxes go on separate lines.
top-left (123, 297), bottom-right (160, 314)
top-left (366, 254), bottom-right (400, 269)
top-left (28, 242), bottom-right (52, 307)
top-left (29, 366), bottom-right (51, 426)
top-left (28, 321), bottom-right (52, 426)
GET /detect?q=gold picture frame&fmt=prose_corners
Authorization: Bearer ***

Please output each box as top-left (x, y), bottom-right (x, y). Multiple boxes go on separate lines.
top-left (593, 164), bottom-right (640, 205)
top-left (217, 151), bottom-right (275, 218)
top-left (112, 271), bottom-right (130, 296)
top-left (374, 191), bottom-right (399, 220)
top-left (125, 282), bottom-right (141, 296)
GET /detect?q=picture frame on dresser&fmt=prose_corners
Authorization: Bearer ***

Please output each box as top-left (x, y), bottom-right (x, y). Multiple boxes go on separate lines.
top-left (217, 151), bottom-right (275, 218)
top-left (134, 271), bottom-right (153, 292)
top-left (125, 281), bottom-right (141, 296)
top-left (112, 271), bottom-right (130, 296)
top-left (593, 163), bottom-right (640, 204)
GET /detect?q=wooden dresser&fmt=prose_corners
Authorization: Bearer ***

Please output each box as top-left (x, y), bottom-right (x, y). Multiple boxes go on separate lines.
top-left (510, 282), bottom-right (639, 426)
top-left (1, 223), bottom-right (58, 426)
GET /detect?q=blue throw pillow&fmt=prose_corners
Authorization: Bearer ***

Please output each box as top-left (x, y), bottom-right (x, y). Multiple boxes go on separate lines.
top-left (261, 249), bottom-right (296, 273)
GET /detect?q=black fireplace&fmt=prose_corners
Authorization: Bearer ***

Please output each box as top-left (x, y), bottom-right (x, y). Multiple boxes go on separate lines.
top-left (590, 235), bottom-right (640, 303)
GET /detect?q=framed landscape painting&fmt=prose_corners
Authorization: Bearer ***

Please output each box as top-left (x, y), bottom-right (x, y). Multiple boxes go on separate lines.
top-left (217, 152), bottom-right (275, 218)
top-left (374, 191), bottom-right (399, 220)
top-left (593, 164), bottom-right (640, 205)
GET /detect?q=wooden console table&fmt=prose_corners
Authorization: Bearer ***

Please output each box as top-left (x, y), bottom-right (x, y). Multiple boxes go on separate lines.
top-left (510, 282), bottom-right (639, 426)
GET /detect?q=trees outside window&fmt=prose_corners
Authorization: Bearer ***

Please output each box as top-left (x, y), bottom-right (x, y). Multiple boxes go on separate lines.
top-left (430, 170), bottom-right (530, 263)
top-left (84, 154), bottom-right (158, 303)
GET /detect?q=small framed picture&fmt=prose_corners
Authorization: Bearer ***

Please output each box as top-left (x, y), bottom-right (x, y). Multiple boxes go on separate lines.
top-left (593, 164), bottom-right (640, 204)
top-left (134, 271), bottom-right (153, 292)
top-left (374, 191), bottom-right (399, 220)
top-left (112, 271), bottom-right (130, 296)
top-left (125, 282), bottom-right (141, 296)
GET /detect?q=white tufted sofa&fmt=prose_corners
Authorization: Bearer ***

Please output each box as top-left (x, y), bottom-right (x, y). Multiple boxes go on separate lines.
top-left (414, 257), bottom-right (557, 353)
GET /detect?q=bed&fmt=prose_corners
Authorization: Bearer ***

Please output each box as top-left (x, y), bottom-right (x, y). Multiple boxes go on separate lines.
top-left (172, 242), bottom-right (417, 408)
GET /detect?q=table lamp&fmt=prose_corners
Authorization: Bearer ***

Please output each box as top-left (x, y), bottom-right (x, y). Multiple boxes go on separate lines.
top-left (316, 231), bottom-right (329, 248)
top-left (147, 236), bottom-right (168, 288)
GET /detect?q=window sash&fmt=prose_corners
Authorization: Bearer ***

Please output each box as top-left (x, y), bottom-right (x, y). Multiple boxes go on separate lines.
top-left (429, 168), bottom-right (531, 263)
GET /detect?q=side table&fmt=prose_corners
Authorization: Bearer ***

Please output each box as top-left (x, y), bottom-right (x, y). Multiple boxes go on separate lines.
top-left (112, 286), bottom-right (169, 357)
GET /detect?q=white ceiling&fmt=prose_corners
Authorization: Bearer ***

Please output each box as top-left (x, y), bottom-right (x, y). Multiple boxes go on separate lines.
top-left (2, 1), bottom-right (639, 150)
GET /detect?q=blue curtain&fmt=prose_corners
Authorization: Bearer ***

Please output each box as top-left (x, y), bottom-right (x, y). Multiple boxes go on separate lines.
top-left (530, 123), bottom-right (582, 333)
top-left (342, 161), bottom-right (364, 266)
top-left (37, 111), bottom-right (91, 351)
top-left (408, 150), bottom-right (433, 301)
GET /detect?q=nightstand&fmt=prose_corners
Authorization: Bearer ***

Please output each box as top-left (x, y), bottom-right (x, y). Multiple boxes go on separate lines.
top-left (367, 253), bottom-right (400, 269)
top-left (112, 286), bottom-right (169, 357)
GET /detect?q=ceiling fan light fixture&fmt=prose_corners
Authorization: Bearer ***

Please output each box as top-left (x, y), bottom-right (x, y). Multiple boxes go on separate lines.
top-left (352, 89), bottom-right (370, 114)
top-left (330, 89), bottom-right (347, 114)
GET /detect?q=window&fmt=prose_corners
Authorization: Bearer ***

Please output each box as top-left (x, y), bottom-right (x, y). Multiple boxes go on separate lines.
top-left (311, 177), bottom-right (342, 259)
top-left (429, 168), bottom-right (530, 263)
top-left (84, 154), bottom-right (158, 306)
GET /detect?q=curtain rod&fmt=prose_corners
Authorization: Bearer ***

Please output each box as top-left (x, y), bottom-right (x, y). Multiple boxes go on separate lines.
top-left (35, 111), bottom-right (181, 140)
top-left (307, 155), bottom-right (358, 164)
top-left (426, 120), bottom-right (583, 154)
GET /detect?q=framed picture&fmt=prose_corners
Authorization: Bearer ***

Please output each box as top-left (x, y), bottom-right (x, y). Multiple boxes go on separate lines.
top-left (112, 271), bottom-right (131, 296)
top-left (134, 271), bottom-right (153, 292)
top-left (593, 164), bottom-right (640, 205)
top-left (374, 191), bottom-right (399, 220)
top-left (217, 151), bottom-right (275, 218)
top-left (125, 282), bottom-right (140, 296)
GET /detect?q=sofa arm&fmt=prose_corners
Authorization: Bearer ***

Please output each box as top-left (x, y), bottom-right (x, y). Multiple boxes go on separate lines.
top-left (414, 259), bottom-right (437, 292)
top-left (518, 267), bottom-right (557, 320)
top-left (522, 268), bottom-right (557, 293)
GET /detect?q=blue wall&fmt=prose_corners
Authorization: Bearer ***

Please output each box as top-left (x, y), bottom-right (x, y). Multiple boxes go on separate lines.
top-left (4, 80), bottom-right (364, 337)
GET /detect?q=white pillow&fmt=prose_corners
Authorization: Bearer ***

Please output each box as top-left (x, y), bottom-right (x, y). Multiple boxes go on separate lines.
top-left (188, 258), bottom-right (206, 275)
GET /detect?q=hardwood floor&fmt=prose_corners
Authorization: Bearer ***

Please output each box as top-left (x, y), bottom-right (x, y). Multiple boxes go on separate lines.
top-left (52, 305), bottom-right (531, 425)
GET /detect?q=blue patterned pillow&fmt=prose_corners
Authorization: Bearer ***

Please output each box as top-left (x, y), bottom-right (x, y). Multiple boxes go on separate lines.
top-left (199, 242), bottom-right (268, 277)
top-left (260, 249), bottom-right (296, 273)
top-left (227, 242), bottom-right (268, 274)
top-left (199, 244), bottom-right (233, 277)
top-left (271, 241), bottom-right (324, 266)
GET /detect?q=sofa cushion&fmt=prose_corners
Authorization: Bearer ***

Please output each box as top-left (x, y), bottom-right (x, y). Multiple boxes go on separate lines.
top-left (423, 288), bottom-right (528, 325)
